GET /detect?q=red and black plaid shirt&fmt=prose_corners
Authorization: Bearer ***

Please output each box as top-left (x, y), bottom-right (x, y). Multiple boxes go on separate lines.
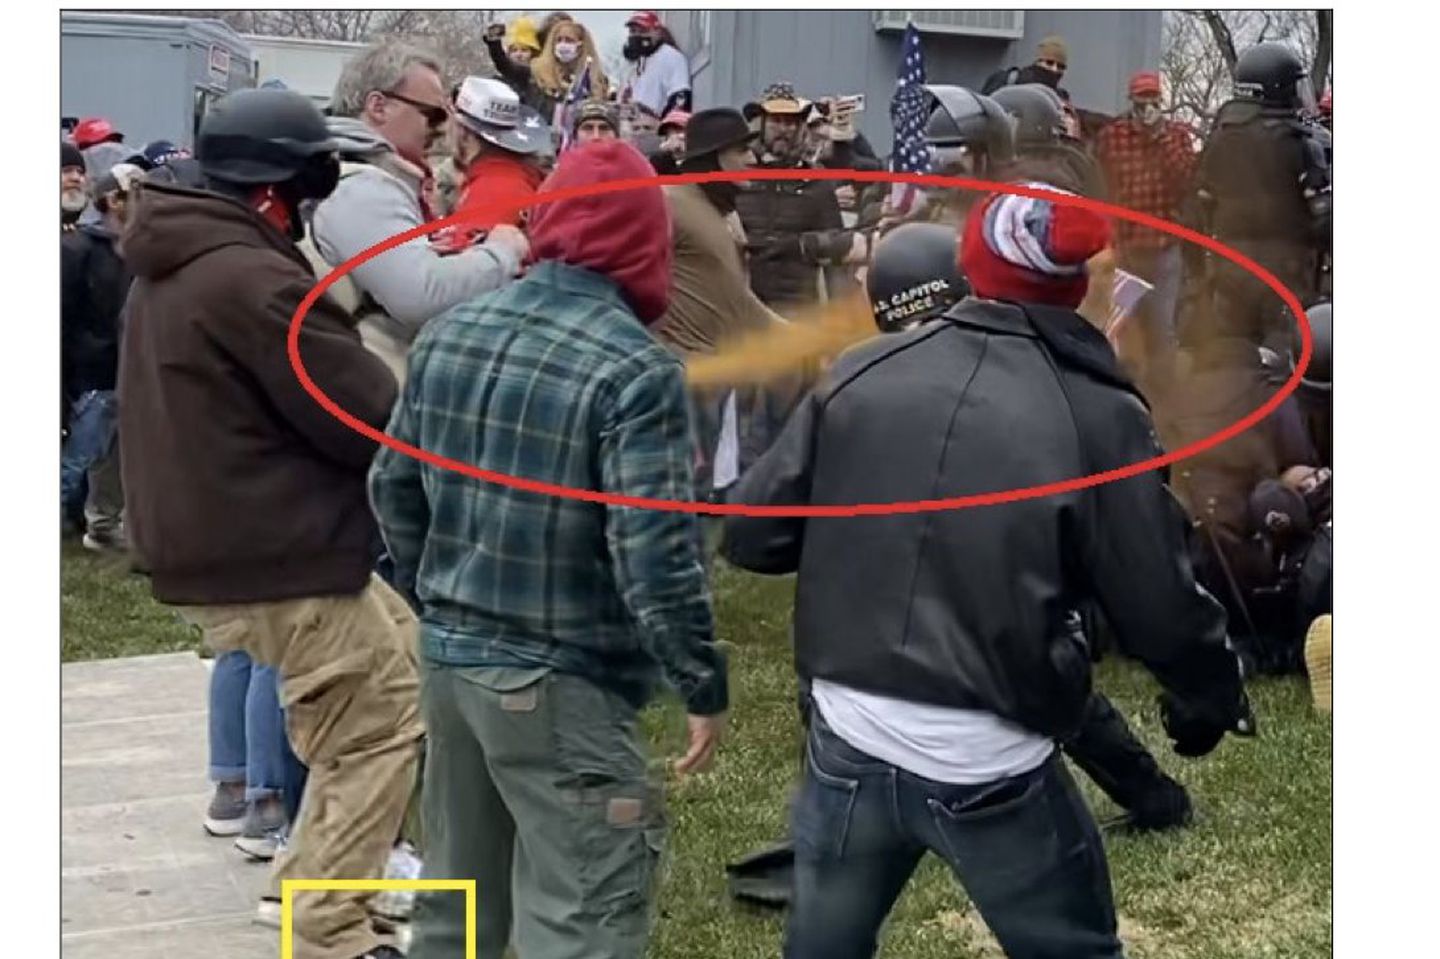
top-left (1095, 118), bottom-right (1197, 250)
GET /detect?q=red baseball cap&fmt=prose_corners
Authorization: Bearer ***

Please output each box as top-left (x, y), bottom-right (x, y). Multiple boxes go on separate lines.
top-left (626, 11), bottom-right (662, 31)
top-left (74, 117), bottom-right (123, 150)
top-left (1129, 72), bottom-right (1162, 98)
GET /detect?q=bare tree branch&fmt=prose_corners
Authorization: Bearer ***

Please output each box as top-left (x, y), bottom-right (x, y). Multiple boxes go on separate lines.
top-left (1200, 10), bottom-right (1239, 71)
top-left (1164, 10), bottom-right (1332, 130)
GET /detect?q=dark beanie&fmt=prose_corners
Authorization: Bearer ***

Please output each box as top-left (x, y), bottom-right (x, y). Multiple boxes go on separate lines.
top-left (62, 140), bottom-right (86, 172)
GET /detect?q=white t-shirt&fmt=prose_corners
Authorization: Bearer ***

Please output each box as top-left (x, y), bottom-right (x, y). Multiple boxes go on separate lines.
top-left (712, 391), bottom-right (740, 490)
top-left (628, 43), bottom-right (691, 117)
top-left (811, 679), bottom-right (1054, 785)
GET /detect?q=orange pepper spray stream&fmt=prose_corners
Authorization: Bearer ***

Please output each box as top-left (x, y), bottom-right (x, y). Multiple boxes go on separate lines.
top-left (682, 250), bottom-right (1117, 389)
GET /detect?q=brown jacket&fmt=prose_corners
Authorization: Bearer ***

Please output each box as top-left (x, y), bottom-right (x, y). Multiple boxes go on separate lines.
top-left (118, 181), bottom-right (397, 605)
top-left (653, 183), bottom-right (783, 357)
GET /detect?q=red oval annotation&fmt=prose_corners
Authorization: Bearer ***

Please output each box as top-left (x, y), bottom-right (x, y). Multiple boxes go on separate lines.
top-left (288, 167), bottom-right (1312, 518)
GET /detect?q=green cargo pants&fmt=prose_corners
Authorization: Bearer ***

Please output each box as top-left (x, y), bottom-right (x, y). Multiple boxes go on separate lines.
top-left (408, 664), bottom-right (666, 959)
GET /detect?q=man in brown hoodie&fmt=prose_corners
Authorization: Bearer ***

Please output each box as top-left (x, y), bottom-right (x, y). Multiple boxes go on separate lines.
top-left (118, 89), bottom-right (418, 959)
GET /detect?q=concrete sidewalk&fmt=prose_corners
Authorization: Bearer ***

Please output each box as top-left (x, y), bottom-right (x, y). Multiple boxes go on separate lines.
top-left (62, 653), bottom-right (274, 958)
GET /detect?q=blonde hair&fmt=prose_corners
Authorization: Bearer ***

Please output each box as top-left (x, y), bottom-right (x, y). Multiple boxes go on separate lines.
top-left (530, 19), bottom-right (609, 100)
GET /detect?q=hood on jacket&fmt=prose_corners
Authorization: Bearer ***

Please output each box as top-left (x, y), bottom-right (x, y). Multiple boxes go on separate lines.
top-left (122, 181), bottom-right (298, 281)
top-left (528, 140), bottom-right (671, 324)
top-left (326, 116), bottom-right (394, 160)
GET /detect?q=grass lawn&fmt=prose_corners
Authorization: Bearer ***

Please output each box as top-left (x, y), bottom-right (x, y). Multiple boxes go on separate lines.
top-left (62, 542), bottom-right (1331, 957)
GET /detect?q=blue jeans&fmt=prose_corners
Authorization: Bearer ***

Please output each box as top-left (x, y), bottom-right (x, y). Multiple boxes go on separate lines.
top-left (60, 389), bottom-right (121, 529)
top-left (785, 713), bottom-right (1125, 959)
top-left (208, 650), bottom-right (296, 802)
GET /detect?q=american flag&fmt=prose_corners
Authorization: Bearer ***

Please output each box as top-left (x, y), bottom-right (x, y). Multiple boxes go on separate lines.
top-left (1105, 269), bottom-right (1155, 348)
top-left (889, 22), bottom-right (933, 218)
top-left (554, 59), bottom-right (593, 153)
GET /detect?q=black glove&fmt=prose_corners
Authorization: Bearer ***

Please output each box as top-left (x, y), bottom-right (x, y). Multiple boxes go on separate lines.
top-left (1158, 690), bottom-right (1256, 758)
top-left (749, 235), bottom-right (803, 261)
top-left (799, 230), bottom-right (854, 264)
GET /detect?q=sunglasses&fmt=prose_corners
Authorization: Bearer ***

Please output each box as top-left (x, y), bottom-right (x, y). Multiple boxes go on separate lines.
top-left (384, 90), bottom-right (449, 128)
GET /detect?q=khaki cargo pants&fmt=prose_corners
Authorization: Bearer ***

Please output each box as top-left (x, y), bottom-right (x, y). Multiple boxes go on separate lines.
top-left (408, 665), bottom-right (666, 959)
top-left (178, 574), bottom-right (424, 959)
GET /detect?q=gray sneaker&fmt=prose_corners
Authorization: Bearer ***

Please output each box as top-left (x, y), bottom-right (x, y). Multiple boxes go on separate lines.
top-left (81, 528), bottom-right (127, 553)
top-left (234, 797), bottom-right (288, 861)
top-left (203, 782), bottom-right (247, 837)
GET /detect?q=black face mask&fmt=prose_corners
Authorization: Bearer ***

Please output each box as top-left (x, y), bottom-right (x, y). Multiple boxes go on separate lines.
top-left (623, 35), bottom-right (658, 61)
top-left (293, 153), bottom-right (341, 203)
top-left (276, 153), bottom-right (341, 240)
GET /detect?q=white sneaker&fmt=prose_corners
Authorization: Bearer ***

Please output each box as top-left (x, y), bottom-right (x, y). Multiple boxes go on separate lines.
top-left (254, 897), bottom-right (282, 929)
top-left (371, 842), bottom-right (422, 922)
top-left (233, 799), bottom-right (287, 862)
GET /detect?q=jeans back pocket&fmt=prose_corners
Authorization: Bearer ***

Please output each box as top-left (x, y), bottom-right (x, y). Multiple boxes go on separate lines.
top-left (791, 731), bottom-right (861, 862)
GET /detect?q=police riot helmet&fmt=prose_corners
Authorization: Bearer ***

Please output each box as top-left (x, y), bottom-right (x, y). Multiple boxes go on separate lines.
top-left (867, 223), bottom-right (969, 333)
top-left (1234, 42), bottom-right (1314, 112)
top-left (197, 88), bottom-right (339, 192)
top-left (923, 86), bottom-right (1016, 173)
top-left (989, 84), bottom-right (1068, 151)
top-left (1298, 300), bottom-right (1331, 396)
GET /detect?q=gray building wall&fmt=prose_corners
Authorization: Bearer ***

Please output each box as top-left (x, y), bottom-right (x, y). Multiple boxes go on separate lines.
top-left (62, 13), bottom-right (254, 151)
top-left (665, 9), bottom-right (1161, 151)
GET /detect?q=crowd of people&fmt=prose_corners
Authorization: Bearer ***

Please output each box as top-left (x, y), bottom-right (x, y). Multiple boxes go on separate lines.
top-left (61, 11), bottom-right (1333, 959)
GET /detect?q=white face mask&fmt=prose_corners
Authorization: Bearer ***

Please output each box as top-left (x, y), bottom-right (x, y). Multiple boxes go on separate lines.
top-left (1136, 103), bottom-right (1162, 126)
top-left (554, 41), bottom-right (581, 64)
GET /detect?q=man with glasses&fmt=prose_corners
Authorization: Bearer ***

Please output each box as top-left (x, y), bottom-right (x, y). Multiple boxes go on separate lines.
top-left (312, 40), bottom-right (529, 385)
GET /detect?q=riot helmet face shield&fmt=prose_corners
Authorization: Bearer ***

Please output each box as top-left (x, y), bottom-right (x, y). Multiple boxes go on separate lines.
top-left (922, 86), bottom-right (1016, 177)
top-left (930, 143), bottom-right (977, 176)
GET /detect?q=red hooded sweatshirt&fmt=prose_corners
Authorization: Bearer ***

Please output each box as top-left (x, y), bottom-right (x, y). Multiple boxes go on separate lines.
top-left (528, 139), bottom-right (672, 324)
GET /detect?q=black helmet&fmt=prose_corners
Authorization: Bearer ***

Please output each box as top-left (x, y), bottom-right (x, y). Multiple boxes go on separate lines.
top-left (867, 223), bottom-right (969, 333)
top-left (197, 88), bottom-right (338, 186)
top-left (923, 86), bottom-right (1016, 173)
top-left (990, 84), bottom-right (1068, 151)
top-left (1235, 42), bottom-right (1313, 111)
top-left (1299, 301), bottom-right (1331, 395)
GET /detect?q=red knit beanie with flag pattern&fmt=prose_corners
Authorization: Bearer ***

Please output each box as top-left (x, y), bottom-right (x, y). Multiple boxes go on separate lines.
top-left (959, 184), bottom-right (1111, 309)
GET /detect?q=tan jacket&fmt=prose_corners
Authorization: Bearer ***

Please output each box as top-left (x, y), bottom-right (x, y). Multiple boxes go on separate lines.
top-left (653, 184), bottom-right (785, 357)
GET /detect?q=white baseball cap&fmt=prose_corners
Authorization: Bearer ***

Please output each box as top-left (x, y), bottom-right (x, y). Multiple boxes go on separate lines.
top-left (453, 77), bottom-right (550, 155)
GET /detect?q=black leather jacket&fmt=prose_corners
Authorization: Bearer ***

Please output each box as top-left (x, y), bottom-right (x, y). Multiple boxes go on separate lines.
top-left (723, 299), bottom-right (1246, 740)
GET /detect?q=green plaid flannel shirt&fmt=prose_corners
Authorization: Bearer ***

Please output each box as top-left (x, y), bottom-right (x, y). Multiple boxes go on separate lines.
top-left (369, 261), bottom-right (727, 715)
